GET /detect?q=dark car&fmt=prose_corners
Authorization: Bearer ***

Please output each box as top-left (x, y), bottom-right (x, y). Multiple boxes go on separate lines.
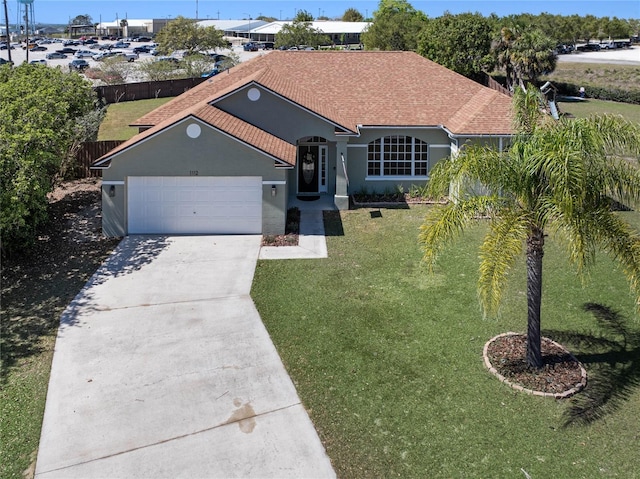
top-left (31, 45), bottom-right (48, 52)
top-left (134, 36), bottom-right (152, 42)
top-left (0, 57), bottom-right (13, 65)
top-left (112, 41), bottom-right (130, 49)
top-left (0, 42), bottom-right (15, 50)
top-left (133, 45), bottom-right (153, 54)
top-left (57, 47), bottom-right (77, 54)
top-left (577, 43), bottom-right (601, 52)
top-left (69, 59), bottom-right (90, 71)
top-left (46, 52), bottom-right (68, 59)
top-left (243, 42), bottom-right (259, 51)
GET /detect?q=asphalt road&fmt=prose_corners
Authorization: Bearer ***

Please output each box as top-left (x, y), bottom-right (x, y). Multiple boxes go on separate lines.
top-left (557, 46), bottom-right (640, 65)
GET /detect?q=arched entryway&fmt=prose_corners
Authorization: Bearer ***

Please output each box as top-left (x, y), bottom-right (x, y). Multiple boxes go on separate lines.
top-left (297, 136), bottom-right (328, 195)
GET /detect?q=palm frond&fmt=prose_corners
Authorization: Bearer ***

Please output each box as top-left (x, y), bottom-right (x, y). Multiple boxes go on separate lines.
top-left (419, 196), bottom-right (503, 271)
top-left (478, 211), bottom-right (528, 316)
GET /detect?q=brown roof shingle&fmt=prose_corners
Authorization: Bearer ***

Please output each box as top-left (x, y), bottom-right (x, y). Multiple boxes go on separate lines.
top-left (98, 51), bottom-right (513, 167)
top-left (134, 51), bottom-right (513, 136)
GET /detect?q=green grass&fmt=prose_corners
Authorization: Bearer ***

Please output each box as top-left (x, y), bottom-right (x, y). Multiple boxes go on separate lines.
top-left (558, 98), bottom-right (640, 123)
top-left (251, 206), bottom-right (640, 478)
top-left (97, 97), bottom-right (172, 140)
top-left (543, 62), bottom-right (640, 94)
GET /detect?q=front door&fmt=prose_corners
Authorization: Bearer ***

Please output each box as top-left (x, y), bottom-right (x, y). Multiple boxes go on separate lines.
top-left (298, 145), bottom-right (319, 193)
top-left (297, 144), bottom-right (328, 194)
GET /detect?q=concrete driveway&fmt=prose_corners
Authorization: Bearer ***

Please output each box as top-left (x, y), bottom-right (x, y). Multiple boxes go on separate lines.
top-left (35, 235), bottom-right (335, 478)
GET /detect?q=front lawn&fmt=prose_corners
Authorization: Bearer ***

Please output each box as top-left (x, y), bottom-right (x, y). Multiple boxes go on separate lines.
top-left (559, 98), bottom-right (640, 123)
top-left (251, 206), bottom-right (640, 478)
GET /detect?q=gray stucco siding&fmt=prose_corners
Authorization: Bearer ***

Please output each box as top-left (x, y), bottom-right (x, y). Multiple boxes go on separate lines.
top-left (100, 119), bottom-right (289, 236)
top-left (215, 85), bottom-right (340, 144)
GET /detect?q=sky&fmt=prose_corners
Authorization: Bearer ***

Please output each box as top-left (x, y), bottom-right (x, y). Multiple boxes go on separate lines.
top-left (6, 0), bottom-right (640, 26)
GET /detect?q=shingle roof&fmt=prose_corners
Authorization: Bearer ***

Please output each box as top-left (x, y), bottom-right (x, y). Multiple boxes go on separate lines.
top-left (134, 51), bottom-right (512, 136)
top-left (93, 101), bottom-right (296, 167)
top-left (99, 51), bottom-right (512, 167)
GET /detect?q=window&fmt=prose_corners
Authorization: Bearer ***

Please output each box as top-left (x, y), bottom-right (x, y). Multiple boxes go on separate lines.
top-left (367, 135), bottom-right (429, 177)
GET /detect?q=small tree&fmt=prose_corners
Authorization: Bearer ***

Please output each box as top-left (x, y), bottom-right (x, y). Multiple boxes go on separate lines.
top-left (417, 12), bottom-right (493, 78)
top-left (361, 0), bottom-right (427, 51)
top-left (294, 9), bottom-right (314, 23)
top-left (275, 20), bottom-right (331, 49)
top-left (342, 8), bottom-right (364, 22)
top-left (155, 16), bottom-right (227, 56)
top-left (88, 56), bottom-right (134, 84)
top-left (138, 60), bottom-right (183, 81)
top-left (0, 64), bottom-right (97, 254)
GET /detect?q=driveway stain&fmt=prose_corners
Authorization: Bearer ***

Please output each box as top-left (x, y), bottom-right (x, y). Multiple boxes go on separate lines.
top-left (226, 398), bottom-right (256, 433)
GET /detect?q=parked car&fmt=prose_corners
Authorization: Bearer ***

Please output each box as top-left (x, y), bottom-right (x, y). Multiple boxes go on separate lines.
top-left (133, 45), bottom-right (153, 54)
top-left (118, 52), bottom-right (138, 62)
top-left (0, 42), bottom-right (14, 50)
top-left (83, 38), bottom-right (98, 45)
top-left (92, 51), bottom-right (121, 61)
top-left (46, 52), bottom-right (67, 59)
top-left (75, 50), bottom-right (94, 58)
top-left (555, 44), bottom-right (573, 54)
top-left (69, 59), bottom-right (90, 71)
top-left (576, 43), bottom-right (601, 52)
top-left (29, 59), bottom-right (47, 65)
top-left (0, 57), bottom-right (14, 65)
top-left (56, 47), bottom-right (77, 54)
top-left (134, 36), bottom-right (152, 42)
top-left (31, 45), bottom-right (47, 52)
top-left (98, 43), bottom-right (113, 50)
top-left (154, 56), bottom-right (179, 64)
top-left (201, 68), bottom-right (219, 78)
top-left (63, 40), bottom-right (80, 46)
top-left (243, 42), bottom-right (259, 51)
top-left (112, 41), bottom-right (130, 49)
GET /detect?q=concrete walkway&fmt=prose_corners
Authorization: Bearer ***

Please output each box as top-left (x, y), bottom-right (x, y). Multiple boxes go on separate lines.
top-left (35, 234), bottom-right (335, 478)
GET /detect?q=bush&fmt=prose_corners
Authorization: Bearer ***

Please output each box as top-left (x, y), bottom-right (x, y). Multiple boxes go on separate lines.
top-left (0, 64), bottom-right (98, 255)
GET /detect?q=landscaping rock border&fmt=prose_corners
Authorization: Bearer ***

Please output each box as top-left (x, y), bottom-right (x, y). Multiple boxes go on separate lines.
top-left (483, 332), bottom-right (588, 399)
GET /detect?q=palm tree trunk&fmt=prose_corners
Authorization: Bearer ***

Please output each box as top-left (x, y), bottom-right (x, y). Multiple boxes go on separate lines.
top-left (526, 228), bottom-right (544, 368)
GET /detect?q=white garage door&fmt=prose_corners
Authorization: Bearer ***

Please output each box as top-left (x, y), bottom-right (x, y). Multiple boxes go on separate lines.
top-left (127, 176), bottom-right (262, 234)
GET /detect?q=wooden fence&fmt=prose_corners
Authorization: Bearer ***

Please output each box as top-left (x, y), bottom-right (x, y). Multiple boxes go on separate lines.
top-left (74, 141), bottom-right (124, 178)
top-left (479, 73), bottom-right (512, 97)
top-left (94, 77), bottom-right (207, 104)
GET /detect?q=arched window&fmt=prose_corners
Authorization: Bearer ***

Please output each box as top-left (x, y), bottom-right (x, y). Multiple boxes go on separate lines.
top-left (367, 135), bottom-right (429, 177)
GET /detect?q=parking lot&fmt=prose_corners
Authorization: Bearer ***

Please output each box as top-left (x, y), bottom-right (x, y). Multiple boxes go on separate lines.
top-left (1, 38), bottom-right (268, 82)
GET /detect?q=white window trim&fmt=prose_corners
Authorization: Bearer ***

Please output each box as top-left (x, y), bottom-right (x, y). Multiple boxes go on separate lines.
top-left (367, 135), bottom-right (430, 178)
top-left (365, 175), bottom-right (429, 181)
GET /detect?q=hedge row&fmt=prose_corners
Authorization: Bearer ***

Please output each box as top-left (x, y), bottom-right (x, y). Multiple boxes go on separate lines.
top-left (551, 81), bottom-right (640, 105)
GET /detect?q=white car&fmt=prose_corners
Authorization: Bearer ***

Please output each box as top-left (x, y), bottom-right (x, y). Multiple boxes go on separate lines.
top-left (75, 50), bottom-right (94, 58)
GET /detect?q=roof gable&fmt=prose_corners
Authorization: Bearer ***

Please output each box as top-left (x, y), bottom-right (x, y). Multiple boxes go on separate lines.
top-left (134, 51), bottom-right (513, 137)
top-left (93, 109), bottom-right (296, 168)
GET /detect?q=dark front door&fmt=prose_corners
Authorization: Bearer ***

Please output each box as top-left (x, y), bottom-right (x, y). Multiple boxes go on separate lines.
top-left (298, 145), bottom-right (319, 193)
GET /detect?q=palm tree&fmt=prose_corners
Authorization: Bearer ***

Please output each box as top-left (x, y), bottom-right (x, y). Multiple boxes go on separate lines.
top-left (494, 26), bottom-right (556, 91)
top-left (420, 87), bottom-right (640, 368)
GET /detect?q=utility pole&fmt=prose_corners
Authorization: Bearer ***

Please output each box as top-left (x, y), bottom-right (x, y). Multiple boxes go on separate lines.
top-left (2, 0), bottom-right (11, 63)
top-left (195, 0), bottom-right (198, 20)
top-left (24, 2), bottom-right (28, 63)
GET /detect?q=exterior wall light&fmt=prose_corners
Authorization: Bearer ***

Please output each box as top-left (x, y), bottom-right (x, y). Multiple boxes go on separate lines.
top-left (109, 185), bottom-right (116, 197)
top-left (271, 185), bottom-right (277, 196)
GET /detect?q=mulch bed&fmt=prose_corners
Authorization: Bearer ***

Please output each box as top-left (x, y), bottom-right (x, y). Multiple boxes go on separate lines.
top-left (261, 207), bottom-right (300, 246)
top-left (485, 333), bottom-right (586, 396)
